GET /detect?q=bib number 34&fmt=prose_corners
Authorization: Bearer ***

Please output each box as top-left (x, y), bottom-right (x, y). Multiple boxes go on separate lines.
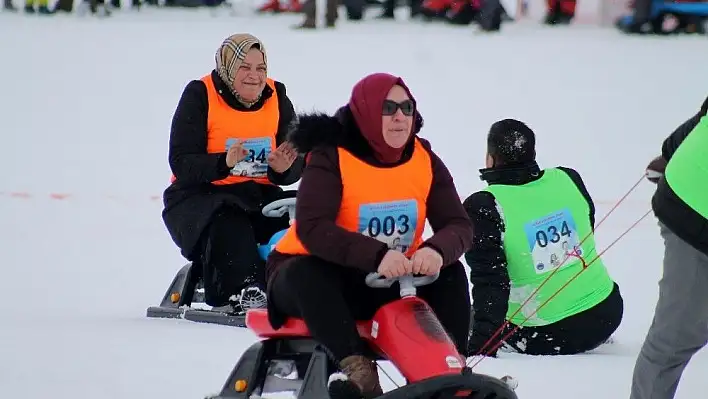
top-left (524, 209), bottom-right (582, 274)
top-left (226, 137), bottom-right (272, 178)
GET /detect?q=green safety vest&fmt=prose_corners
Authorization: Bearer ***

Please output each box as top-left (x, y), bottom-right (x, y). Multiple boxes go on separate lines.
top-left (664, 115), bottom-right (708, 219)
top-left (485, 168), bottom-right (614, 327)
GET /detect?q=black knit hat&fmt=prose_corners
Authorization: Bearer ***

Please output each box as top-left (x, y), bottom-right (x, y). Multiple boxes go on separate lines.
top-left (487, 119), bottom-right (536, 166)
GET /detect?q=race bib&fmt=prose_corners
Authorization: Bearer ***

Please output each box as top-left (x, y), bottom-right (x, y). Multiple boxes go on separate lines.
top-left (358, 200), bottom-right (418, 253)
top-left (523, 209), bottom-right (583, 274)
top-left (226, 137), bottom-right (272, 178)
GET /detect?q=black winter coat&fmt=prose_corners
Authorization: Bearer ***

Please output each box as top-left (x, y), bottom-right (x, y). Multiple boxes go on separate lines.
top-left (162, 70), bottom-right (304, 260)
top-left (653, 103), bottom-right (708, 256)
top-left (462, 161), bottom-right (595, 353)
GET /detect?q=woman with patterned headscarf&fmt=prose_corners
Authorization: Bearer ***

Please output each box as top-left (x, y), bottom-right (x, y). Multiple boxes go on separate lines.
top-left (162, 33), bottom-right (303, 317)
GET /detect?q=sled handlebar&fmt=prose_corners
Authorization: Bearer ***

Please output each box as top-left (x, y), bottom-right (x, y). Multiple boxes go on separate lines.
top-left (365, 272), bottom-right (439, 297)
top-left (262, 197), bottom-right (297, 221)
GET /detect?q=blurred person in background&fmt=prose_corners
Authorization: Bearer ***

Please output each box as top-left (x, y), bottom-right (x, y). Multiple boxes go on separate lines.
top-left (4, 0), bottom-right (17, 11)
top-left (616, 0), bottom-right (706, 34)
top-left (52, 0), bottom-right (73, 13)
top-left (376, 0), bottom-right (421, 19)
top-left (294, 0), bottom-right (365, 27)
top-left (109, 0), bottom-right (143, 9)
top-left (50, 0), bottom-right (111, 15)
top-left (257, 0), bottom-right (382, 14)
top-left (420, 0), bottom-right (573, 29)
top-left (419, 0), bottom-right (506, 31)
top-left (24, 0), bottom-right (51, 13)
top-left (256, 0), bottom-right (302, 12)
top-left (543, 0), bottom-right (575, 24)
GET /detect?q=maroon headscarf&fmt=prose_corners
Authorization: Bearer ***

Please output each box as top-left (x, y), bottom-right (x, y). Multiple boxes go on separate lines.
top-left (348, 73), bottom-right (417, 164)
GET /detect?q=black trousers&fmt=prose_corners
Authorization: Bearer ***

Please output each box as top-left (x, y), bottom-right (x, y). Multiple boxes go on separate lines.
top-left (269, 257), bottom-right (472, 362)
top-left (194, 205), bottom-right (289, 306)
top-left (501, 283), bottom-right (623, 355)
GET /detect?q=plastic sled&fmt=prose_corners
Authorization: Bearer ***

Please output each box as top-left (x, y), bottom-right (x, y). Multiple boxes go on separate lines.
top-left (616, 0), bottom-right (708, 34)
top-left (145, 192), bottom-right (297, 328)
top-left (205, 273), bottom-right (519, 399)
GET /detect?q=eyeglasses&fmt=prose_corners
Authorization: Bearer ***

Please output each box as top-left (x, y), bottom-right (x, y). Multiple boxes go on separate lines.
top-left (382, 100), bottom-right (414, 116)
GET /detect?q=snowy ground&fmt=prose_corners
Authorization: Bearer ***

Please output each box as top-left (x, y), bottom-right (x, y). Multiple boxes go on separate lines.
top-left (2, 8), bottom-right (708, 399)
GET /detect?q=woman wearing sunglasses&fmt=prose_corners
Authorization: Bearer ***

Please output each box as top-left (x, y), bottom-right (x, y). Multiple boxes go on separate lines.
top-left (264, 72), bottom-right (474, 398)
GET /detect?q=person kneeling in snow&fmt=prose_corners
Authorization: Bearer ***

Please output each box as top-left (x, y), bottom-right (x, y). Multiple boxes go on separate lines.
top-left (265, 73), bottom-right (474, 398)
top-left (463, 119), bottom-right (624, 357)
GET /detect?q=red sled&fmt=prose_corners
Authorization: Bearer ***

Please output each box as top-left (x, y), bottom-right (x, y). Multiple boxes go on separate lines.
top-left (206, 274), bottom-right (519, 399)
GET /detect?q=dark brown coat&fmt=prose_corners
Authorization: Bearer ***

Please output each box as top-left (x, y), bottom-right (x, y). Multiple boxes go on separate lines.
top-left (265, 105), bottom-right (473, 283)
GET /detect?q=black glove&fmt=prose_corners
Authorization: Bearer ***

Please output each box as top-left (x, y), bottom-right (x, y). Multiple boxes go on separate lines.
top-left (645, 156), bottom-right (667, 184)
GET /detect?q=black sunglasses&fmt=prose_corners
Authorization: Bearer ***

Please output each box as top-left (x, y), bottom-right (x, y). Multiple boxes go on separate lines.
top-left (382, 100), bottom-right (414, 116)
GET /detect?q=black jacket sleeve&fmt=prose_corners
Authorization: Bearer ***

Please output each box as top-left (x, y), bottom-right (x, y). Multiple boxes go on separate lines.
top-left (557, 167), bottom-right (595, 230)
top-left (168, 80), bottom-right (231, 186)
top-left (661, 112), bottom-right (703, 162)
top-left (267, 81), bottom-right (305, 186)
top-left (463, 191), bottom-right (510, 356)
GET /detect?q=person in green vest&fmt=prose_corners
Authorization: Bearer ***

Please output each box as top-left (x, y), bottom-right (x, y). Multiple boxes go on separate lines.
top-left (24, 0), bottom-right (51, 13)
top-left (630, 95), bottom-right (708, 399)
top-left (463, 118), bottom-right (623, 357)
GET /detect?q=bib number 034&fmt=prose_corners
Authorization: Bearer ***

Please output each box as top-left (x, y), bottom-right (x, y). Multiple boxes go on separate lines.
top-left (534, 220), bottom-right (572, 248)
top-left (524, 209), bottom-right (582, 274)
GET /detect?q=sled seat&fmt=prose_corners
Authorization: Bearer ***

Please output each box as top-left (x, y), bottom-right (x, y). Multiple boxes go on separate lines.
top-left (246, 309), bottom-right (374, 340)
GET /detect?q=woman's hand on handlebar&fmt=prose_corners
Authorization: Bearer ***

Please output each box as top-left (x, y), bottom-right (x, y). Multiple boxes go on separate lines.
top-left (410, 247), bottom-right (443, 276)
top-left (377, 250), bottom-right (413, 279)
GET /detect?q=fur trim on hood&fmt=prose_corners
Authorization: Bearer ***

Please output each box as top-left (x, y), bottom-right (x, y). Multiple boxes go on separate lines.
top-left (287, 105), bottom-right (424, 156)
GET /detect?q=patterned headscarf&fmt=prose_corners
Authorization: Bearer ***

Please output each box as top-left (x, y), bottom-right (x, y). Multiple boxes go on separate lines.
top-left (215, 33), bottom-right (267, 106)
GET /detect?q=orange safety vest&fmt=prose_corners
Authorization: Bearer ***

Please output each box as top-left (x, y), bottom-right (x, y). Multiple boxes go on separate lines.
top-left (170, 74), bottom-right (280, 186)
top-left (275, 138), bottom-right (433, 258)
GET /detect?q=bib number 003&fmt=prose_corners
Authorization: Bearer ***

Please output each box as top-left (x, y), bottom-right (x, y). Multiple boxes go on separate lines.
top-left (366, 214), bottom-right (411, 238)
top-left (359, 200), bottom-right (418, 253)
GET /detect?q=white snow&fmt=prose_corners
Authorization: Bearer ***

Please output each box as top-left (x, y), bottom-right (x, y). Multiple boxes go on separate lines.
top-left (2, 8), bottom-right (708, 399)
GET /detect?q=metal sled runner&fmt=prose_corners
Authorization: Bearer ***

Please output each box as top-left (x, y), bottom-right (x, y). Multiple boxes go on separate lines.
top-left (145, 192), bottom-right (296, 328)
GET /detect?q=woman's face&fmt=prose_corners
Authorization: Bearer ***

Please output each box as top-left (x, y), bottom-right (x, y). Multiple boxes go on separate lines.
top-left (232, 48), bottom-right (266, 102)
top-left (381, 85), bottom-right (414, 149)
